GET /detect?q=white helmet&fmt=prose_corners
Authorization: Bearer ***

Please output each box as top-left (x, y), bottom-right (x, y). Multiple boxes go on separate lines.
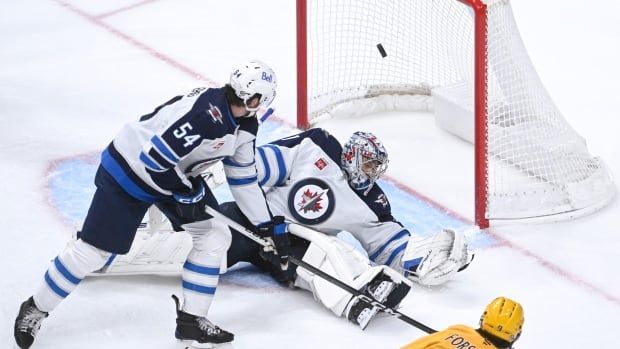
top-left (229, 60), bottom-right (277, 112)
top-left (341, 131), bottom-right (389, 194)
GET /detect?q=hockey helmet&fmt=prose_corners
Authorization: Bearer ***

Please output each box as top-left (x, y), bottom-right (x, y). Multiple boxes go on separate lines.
top-left (229, 60), bottom-right (277, 112)
top-left (480, 297), bottom-right (524, 343)
top-left (341, 131), bottom-right (388, 194)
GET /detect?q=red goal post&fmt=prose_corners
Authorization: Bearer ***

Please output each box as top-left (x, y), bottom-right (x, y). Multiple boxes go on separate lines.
top-left (295, 0), bottom-right (614, 228)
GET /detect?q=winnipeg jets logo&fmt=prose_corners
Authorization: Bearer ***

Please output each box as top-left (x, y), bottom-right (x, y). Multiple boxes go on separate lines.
top-left (375, 193), bottom-right (389, 208)
top-left (288, 178), bottom-right (335, 225)
top-left (298, 188), bottom-right (329, 213)
top-left (207, 103), bottom-right (223, 124)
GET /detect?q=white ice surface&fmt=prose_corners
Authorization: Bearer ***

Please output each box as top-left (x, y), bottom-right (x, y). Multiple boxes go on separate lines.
top-left (1, 1), bottom-right (619, 348)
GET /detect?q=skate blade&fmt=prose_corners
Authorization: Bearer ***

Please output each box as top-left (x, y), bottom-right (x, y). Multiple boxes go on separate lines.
top-left (180, 339), bottom-right (235, 349)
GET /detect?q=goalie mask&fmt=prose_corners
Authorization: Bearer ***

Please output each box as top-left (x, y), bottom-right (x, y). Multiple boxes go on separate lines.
top-left (229, 60), bottom-right (277, 112)
top-left (341, 131), bottom-right (388, 194)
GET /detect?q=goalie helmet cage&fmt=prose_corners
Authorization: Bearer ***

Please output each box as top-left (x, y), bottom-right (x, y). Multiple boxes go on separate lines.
top-left (295, 0), bottom-right (614, 228)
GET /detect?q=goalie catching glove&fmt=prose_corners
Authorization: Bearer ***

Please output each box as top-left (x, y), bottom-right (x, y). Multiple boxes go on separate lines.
top-left (257, 216), bottom-right (290, 270)
top-left (401, 228), bottom-right (474, 286)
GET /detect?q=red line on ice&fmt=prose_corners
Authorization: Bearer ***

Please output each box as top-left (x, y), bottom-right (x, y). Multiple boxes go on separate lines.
top-left (95, 0), bottom-right (159, 19)
top-left (53, 0), bottom-right (219, 87)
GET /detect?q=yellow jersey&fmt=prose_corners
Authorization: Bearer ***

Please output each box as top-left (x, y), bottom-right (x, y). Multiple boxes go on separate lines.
top-left (401, 325), bottom-right (496, 349)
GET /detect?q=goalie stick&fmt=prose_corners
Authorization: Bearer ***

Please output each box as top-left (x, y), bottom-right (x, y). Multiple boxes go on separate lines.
top-left (204, 205), bottom-right (437, 334)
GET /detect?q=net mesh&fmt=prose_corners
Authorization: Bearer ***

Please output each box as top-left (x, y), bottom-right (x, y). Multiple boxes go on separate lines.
top-left (305, 0), bottom-right (614, 220)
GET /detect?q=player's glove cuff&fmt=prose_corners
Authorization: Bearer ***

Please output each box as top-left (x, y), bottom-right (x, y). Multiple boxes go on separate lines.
top-left (258, 216), bottom-right (290, 270)
top-left (173, 178), bottom-right (205, 204)
top-left (173, 177), bottom-right (209, 221)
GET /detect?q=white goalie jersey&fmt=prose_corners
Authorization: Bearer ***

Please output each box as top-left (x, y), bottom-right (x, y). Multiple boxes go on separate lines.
top-left (255, 129), bottom-right (409, 270)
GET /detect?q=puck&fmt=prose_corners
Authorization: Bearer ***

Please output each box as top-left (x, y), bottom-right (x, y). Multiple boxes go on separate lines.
top-left (377, 43), bottom-right (387, 58)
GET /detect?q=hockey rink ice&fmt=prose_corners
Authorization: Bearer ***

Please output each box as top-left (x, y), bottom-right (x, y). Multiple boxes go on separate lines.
top-left (1, 1), bottom-right (619, 348)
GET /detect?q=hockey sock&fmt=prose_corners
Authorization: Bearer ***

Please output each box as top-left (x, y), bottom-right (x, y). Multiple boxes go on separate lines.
top-left (180, 251), bottom-right (222, 316)
top-left (33, 239), bottom-right (111, 312)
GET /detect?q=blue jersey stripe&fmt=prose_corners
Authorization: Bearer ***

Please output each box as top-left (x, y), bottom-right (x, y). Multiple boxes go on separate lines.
top-left (101, 149), bottom-right (159, 203)
top-left (104, 254), bottom-right (117, 267)
top-left (263, 145), bottom-right (287, 186)
top-left (369, 229), bottom-right (410, 261)
top-left (182, 280), bottom-right (216, 295)
top-left (139, 152), bottom-right (165, 171)
top-left (222, 157), bottom-right (254, 168)
top-left (403, 256), bottom-right (423, 272)
top-left (227, 176), bottom-right (258, 186)
top-left (385, 241), bottom-right (408, 267)
top-left (151, 136), bottom-right (179, 163)
top-left (183, 261), bottom-right (220, 276)
top-left (53, 257), bottom-right (82, 285)
top-left (44, 271), bottom-right (69, 298)
top-left (257, 147), bottom-right (271, 186)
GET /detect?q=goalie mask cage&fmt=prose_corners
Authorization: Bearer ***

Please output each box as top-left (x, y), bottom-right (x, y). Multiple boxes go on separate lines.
top-left (295, 0), bottom-right (614, 228)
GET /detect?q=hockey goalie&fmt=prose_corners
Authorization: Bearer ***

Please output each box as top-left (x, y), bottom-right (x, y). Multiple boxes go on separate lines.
top-left (82, 128), bottom-right (474, 329)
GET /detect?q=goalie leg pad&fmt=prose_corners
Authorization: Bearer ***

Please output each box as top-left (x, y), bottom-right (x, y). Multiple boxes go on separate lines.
top-left (293, 236), bottom-right (371, 315)
top-left (290, 225), bottom-right (411, 319)
top-left (91, 220), bottom-right (193, 275)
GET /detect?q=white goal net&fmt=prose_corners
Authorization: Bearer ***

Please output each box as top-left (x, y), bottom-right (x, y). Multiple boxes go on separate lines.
top-left (297, 0), bottom-right (614, 226)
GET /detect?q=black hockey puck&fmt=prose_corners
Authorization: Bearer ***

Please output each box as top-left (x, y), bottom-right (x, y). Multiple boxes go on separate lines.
top-left (377, 43), bottom-right (387, 58)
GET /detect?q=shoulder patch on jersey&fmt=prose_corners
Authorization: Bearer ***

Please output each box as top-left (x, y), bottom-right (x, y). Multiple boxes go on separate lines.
top-left (314, 157), bottom-right (328, 170)
top-left (353, 183), bottom-right (392, 219)
top-left (288, 178), bottom-right (335, 225)
top-left (374, 193), bottom-right (389, 208)
top-left (207, 103), bottom-right (223, 124)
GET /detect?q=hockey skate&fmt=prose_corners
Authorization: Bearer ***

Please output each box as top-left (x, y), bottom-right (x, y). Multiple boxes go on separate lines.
top-left (14, 296), bottom-right (48, 349)
top-left (172, 295), bottom-right (234, 348)
top-left (344, 274), bottom-right (396, 330)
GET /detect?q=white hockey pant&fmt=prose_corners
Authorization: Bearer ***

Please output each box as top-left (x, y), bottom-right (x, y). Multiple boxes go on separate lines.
top-left (291, 224), bottom-right (407, 317)
top-left (179, 218), bottom-right (231, 317)
top-left (33, 239), bottom-right (113, 312)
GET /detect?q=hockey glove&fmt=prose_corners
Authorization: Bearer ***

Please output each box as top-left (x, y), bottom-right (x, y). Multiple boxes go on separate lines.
top-left (401, 229), bottom-right (473, 286)
top-left (257, 216), bottom-right (290, 271)
top-left (173, 176), bottom-right (210, 222)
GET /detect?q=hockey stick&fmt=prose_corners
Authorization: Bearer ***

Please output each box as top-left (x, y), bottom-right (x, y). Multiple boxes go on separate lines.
top-left (204, 205), bottom-right (437, 334)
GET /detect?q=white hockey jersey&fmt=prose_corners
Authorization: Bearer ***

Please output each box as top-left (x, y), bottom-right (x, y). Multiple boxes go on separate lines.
top-left (255, 129), bottom-right (411, 270)
top-left (101, 86), bottom-right (271, 226)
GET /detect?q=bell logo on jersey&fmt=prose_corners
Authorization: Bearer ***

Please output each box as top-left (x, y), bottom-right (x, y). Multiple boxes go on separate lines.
top-left (288, 178), bottom-right (335, 225)
top-left (314, 158), bottom-right (328, 170)
top-left (207, 103), bottom-right (223, 124)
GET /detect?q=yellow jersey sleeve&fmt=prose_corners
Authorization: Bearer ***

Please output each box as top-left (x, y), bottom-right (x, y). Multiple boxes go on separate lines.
top-left (401, 325), bottom-right (496, 349)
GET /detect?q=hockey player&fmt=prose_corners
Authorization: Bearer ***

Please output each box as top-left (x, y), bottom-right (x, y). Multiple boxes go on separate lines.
top-left (221, 128), bottom-right (474, 329)
top-left (401, 297), bottom-right (524, 349)
top-left (13, 60), bottom-right (288, 348)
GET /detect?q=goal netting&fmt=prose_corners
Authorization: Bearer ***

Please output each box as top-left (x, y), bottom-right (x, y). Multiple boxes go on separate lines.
top-left (296, 0), bottom-right (614, 227)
